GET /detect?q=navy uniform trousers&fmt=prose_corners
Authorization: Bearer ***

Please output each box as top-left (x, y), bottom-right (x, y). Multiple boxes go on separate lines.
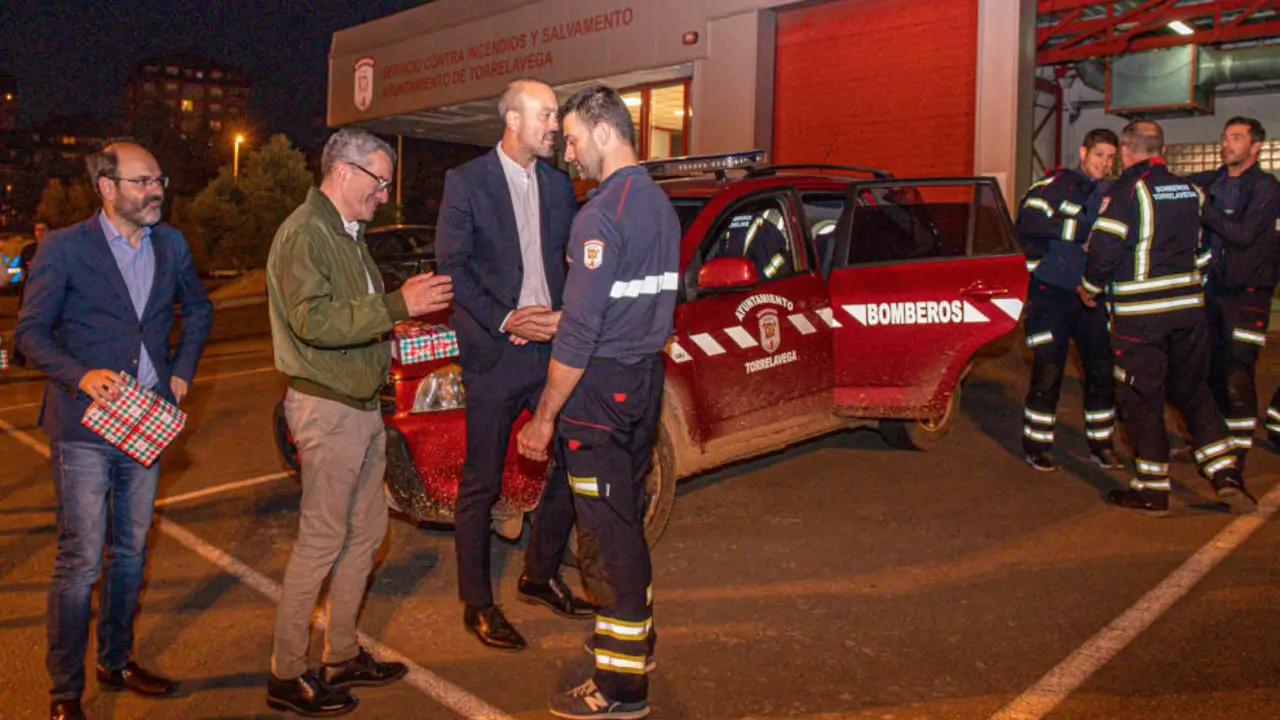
top-left (556, 354), bottom-right (663, 704)
top-left (1205, 283), bottom-right (1273, 464)
top-left (1022, 280), bottom-right (1118, 455)
top-left (1111, 317), bottom-right (1240, 492)
top-left (456, 341), bottom-right (578, 608)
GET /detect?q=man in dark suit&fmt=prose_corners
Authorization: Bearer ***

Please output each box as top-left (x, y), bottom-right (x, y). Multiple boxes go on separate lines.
top-left (15, 139), bottom-right (212, 720)
top-left (437, 78), bottom-right (597, 651)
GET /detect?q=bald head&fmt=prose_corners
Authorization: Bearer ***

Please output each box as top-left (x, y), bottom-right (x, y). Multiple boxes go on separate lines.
top-left (86, 139), bottom-right (166, 232)
top-left (1119, 120), bottom-right (1164, 168)
top-left (498, 78), bottom-right (560, 163)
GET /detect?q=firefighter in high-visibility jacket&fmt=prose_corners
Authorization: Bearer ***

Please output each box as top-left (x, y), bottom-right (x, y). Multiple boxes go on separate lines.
top-left (1189, 118), bottom-right (1280, 456)
top-left (517, 85), bottom-right (680, 720)
top-left (1079, 119), bottom-right (1256, 516)
top-left (1017, 129), bottom-right (1122, 473)
top-left (712, 210), bottom-right (793, 281)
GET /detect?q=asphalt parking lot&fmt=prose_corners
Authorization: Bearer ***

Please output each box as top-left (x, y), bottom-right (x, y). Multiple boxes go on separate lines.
top-left (3, 296), bottom-right (1280, 719)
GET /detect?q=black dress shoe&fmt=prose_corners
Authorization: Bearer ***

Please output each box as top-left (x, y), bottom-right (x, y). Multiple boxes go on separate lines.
top-left (96, 661), bottom-right (175, 696)
top-left (518, 573), bottom-right (600, 619)
top-left (322, 646), bottom-right (408, 688)
top-left (50, 699), bottom-right (85, 720)
top-left (464, 604), bottom-right (528, 650)
top-left (1108, 488), bottom-right (1169, 516)
top-left (1090, 448), bottom-right (1125, 471)
top-left (267, 670), bottom-right (358, 718)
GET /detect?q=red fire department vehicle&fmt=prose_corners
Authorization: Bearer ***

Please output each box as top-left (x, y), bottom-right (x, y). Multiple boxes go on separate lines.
top-left (274, 152), bottom-right (1028, 546)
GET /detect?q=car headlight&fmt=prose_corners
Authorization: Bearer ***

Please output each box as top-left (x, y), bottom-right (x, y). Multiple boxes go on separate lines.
top-left (411, 363), bottom-right (466, 413)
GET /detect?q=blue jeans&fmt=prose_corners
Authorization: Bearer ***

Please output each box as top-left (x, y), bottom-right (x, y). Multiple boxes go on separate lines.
top-left (46, 440), bottom-right (160, 700)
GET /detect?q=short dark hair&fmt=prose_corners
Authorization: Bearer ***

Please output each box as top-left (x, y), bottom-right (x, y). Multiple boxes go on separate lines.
top-left (1082, 128), bottom-right (1119, 151)
top-left (1224, 116), bottom-right (1266, 144)
top-left (85, 137), bottom-right (144, 193)
top-left (558, 84), bottom-right (636, 148)
top-left (1121, 119), bottom-right (1163, 156)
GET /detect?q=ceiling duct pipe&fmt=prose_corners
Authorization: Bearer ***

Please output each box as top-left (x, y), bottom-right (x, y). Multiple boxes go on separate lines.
top-left (1073, 44), bottom-right (1280, 92)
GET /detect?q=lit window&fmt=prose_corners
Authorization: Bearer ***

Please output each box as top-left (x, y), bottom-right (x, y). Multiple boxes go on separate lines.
top-left (166, 66), bottom-right (178, 76)
top-left (210, 120), bottom-right (222, 131)
top-left (3, 93), bottom-right (12, 102)
top-left (210, 86), bottom-right (222, 98)
top-left (196, 70), bottom-right (204, 79)
top-left (181, 99), bottom-right (194, 112)
top-left (211, 70), bottom-right (223, 80)
top-left (143, 82), bottom-right (155, 93)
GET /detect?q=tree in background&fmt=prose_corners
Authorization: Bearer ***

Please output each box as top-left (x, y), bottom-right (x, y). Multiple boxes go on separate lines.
top-left (188, 134), bottom-right (312, 269)
top-left (35, 178), bottom-right (96, 230)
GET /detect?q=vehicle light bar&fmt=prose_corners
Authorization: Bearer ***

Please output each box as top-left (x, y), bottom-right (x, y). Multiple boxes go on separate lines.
top-left (642, 150), bottom-right (767, 177)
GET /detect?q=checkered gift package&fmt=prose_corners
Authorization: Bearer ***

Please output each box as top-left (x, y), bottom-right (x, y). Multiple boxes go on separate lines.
top-left (391, 323), bottom-right (459, 364)
top-left (80, 373), bottom-right (187, 467)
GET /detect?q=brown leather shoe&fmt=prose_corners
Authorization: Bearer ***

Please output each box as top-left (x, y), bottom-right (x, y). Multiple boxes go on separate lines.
top-left (96, 661), bottom-right (175, 696)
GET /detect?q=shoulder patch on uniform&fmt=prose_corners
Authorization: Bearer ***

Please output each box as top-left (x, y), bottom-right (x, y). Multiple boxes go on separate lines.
top-left (583, 239), bottom-right (605, 270)
top-left (1099, 196), bottom-right (1111, 213)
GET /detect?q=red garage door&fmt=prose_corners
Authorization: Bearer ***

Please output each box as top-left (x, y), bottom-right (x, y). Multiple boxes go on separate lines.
top-left (773, 0), bottom-right (979, 178)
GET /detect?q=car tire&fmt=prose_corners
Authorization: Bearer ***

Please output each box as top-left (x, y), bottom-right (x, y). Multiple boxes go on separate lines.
top-left (564, 422), bottom-right (677, 579)
top-left (272, 400), bottom-right (300, 472)
top-left (879, 381), bottom-right (962, 452)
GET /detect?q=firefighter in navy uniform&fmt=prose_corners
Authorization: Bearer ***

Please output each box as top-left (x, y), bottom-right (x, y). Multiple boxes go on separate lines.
top-left (1017, 129), bottom-right (1122, 472)
top-left (1189, 117), bottom-right (1280, 456)
top-left (517, 85), bottom-right (679, 720)
top-left (711, 211), bottom-right (793, 281)
top-left (1079, 119), bottom-right (1256, 516)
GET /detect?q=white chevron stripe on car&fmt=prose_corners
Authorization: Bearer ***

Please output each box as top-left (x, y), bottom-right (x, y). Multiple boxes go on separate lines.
top-left (787, 313), bottom-right (818, 335)
top-left (723, 326), bottom-right (759, 348)
top-left (688, 333), bottom-right (727, 356)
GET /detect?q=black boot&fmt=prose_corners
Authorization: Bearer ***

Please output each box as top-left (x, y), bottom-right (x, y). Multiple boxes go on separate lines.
top-left (1213, 476), bottom-right (1258, 515)
top-left (1108, 488), bottom-right (1169, 516)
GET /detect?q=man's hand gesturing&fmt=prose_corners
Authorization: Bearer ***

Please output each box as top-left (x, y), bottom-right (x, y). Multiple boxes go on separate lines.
top-left (402, 273), bottom-right (454, 316)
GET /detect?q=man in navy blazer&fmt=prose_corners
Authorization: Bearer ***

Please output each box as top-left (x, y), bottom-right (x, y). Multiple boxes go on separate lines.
top-left (437, 78), bottom-right (597, 651)
top-left (15, 140), bottom-right (212, 720)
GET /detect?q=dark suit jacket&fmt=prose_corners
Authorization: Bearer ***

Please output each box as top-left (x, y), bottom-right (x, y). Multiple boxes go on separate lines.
top-left (14, 214), bottom-right (213, 444)
top-left (435, 148), bottom-right (576, 374)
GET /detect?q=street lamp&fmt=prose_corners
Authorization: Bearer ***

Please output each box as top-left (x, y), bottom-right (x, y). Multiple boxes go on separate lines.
top-left (233, 135), bottom-right (245, 182)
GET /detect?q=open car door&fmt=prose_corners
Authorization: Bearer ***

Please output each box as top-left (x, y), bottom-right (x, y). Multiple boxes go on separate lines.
top-left (826, 177), bottom-right (1028, 420)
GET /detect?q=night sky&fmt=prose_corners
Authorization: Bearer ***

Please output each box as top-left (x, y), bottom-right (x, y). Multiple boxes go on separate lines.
top-left (0, 1), bottom-right (433, 147)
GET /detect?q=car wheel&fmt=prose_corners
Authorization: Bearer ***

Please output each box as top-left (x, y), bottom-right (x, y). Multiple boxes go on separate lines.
top-left (565, 423), bottom-right (677, 576)
top-left (272, 400), bottom-right (300, 472)
top-left (879, 380), bottom-right (962, 452)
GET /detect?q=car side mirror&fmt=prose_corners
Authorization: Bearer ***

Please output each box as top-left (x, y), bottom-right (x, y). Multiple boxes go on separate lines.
top-left (698, 256), bottom-right (757, 291)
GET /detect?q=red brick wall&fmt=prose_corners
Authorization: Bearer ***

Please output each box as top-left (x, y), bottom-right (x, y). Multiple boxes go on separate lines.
top-left (773, 0), bottom-right (979, 179)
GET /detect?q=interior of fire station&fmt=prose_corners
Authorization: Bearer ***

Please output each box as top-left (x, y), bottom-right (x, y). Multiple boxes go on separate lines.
top-left (1034, 2), bottom-right (1280, 182)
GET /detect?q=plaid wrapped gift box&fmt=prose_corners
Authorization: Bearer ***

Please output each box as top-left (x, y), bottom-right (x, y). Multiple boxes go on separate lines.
top-left (81, 373), bottom-right (187, 467)
top-left (391, 323), bottom-right (459, 364)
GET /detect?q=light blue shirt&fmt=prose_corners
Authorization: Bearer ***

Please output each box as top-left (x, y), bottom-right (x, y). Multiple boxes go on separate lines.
top-left (98, 212), bottom-right (158, 388)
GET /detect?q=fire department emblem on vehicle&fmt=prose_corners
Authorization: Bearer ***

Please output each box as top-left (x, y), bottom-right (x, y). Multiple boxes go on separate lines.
top-left (354, 57), bottom-right (375, 112)
top-left (758, 309), bottom-right (781, 354)
top-left (583, 239), bottom-right (605, 269)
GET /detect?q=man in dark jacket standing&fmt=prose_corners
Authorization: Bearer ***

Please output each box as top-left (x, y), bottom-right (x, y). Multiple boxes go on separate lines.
top-left (1017, 128), bottom-right (1122, 473)
top-left (15, 140), bottom-right (212, 720)
top-left (437, 77), bottom-right (598, 652)
top-left (1189, 117), bottom-right (1280, 460)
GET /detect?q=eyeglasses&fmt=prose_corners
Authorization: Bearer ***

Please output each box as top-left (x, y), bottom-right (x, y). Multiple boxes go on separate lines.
top-left (347, 162), bottom-right (392, 192)
top-left (108, 175), bottom-right (170, 189)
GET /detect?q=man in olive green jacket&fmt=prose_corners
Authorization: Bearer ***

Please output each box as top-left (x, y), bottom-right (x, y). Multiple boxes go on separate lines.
top-left (264, 128), bottom-right (452, 717)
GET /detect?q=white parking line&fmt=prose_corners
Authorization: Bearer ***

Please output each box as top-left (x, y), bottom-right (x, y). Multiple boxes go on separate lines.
top-left (153, 471), bottom-right (294, 508)
top-left (4, 424), bottom-right (516, 720)
top-left (989, 481), bottom-right (1280, 720)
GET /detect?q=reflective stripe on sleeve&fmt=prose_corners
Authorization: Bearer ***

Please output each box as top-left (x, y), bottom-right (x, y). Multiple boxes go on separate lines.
top-left (1058, 200), bottom-right (1082, 216)
top-left (610, 272), bottom-right (679, 299)
top-left (1110, 272), bottom-right (1201, 296)
top-left (1093, 218), bottom-right (1129, 238)
top-left (1023, 198), bottom-right (1054, 217)
top-left (1082, 277), bottom-right (1105, 295)
top-left (1134, 181), bottom-right (1154, 280)
top-left (570, 476), bottom-right (600, 497)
